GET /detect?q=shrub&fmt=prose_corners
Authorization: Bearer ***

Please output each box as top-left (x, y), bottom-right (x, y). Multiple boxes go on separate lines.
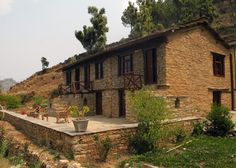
top-left (0, 94), bottom-right (21, 109)
top-left (175, 128), bottom-right (186, 143)
top-left (128, 131), bottom-right (154, 154)
top-left (0, 139), bottom-right (9, 157)
top-left (206, 105), bottom-right (234, 136)
top-left (32, 96), bottom-right (48, 108)
top-left (49, 88), bottom-right (60, 99)
top-left (19, 93), bottom-right (34, 104)
top-left (126, 89), bottom-right (168, 154)
top-left (94, 135), bottom-right (112, 162)
top-left (65, 148), bottom-right (75, 161)
top-left (192, 122), bottom-right (204, 136)
top-left (9, 154), bottom-right (24, 166)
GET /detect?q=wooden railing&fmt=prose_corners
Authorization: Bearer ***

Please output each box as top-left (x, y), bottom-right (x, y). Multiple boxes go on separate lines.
top-left (124, 72), bottom-right (143, 92)
top-left (58, 84), bottom-right (72, 95)
top-left (58, 81), bottom-right (93, 95)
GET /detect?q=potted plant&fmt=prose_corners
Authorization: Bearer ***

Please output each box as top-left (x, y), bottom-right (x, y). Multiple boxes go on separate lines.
top-left (69, 105), bottom-right (90, 132)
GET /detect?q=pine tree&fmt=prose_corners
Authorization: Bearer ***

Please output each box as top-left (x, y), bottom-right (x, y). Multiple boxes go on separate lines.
top-left (75, 6), bottom-right (109, 53)
top-left (41, 57), bottom-right (49, 70)
top-left (121, 0), bottom-right (218, 38)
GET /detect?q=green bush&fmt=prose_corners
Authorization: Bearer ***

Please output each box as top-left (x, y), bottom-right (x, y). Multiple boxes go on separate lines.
top-left (49, 88), bottom-right (60, 99)
top-left (127, 89), bottom-right (168, 154)
top-left (192, 122), bottom-right (204, 136)
top-left (175, 128), bottom-right (186, 143)
top-left (128, 131), bottom-right (154, 154)
top-left (0, 94), bottom-right (21, 109)
top-left (19, 93), bottom-right (34, 104)
top-left (9, 154), bottom-right (24, 166)
top-left (206, 105), bottom-right (234, 136)
top-left (94, 135), bottom-right (112, 162)
top-left (32, 96), bottom-right (48, 108)
top-left (0, 139), bottom-right (9, 157)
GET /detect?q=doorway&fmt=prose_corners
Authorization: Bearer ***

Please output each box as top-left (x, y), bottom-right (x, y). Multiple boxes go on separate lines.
top-left (96, 92), bottom-right (102, 115)
top-left (119, 89), bottom-right (126, 117)
top-left (213, 91), bottom-right (221, 106)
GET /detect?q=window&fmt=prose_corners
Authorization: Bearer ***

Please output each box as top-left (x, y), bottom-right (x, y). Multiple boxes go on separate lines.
top-left (84, 65), bottom-right (90, 89)
top-left (213, 53), bottom-right (225, 77)
top-left (144, 48), bottom-right (157, 84)
top-left (75, 67), bottom-right (80, 81)
top-left (95, 62), bottom-right (104, 79)
top-left (118, 54), bottom-right (133, 76)
top-left (213, 91), bottom-right (221, 106)
top-left (75, 67), bottom-right (80, 90)
top-left (65, 70), bottom-right (72, 85)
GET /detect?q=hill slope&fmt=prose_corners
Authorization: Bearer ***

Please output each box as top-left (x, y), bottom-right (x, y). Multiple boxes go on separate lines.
top-left (9, 64), bottom-right (64, 98)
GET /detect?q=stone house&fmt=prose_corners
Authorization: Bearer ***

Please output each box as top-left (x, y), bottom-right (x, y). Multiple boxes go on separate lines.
top-left (57, 18), bottom-right (234, 122)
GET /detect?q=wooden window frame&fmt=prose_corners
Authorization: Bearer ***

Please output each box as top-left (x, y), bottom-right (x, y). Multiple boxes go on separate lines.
top-left (95, 62), bottom-right (104, 80)
top-left (118, 54), bottom-right (133, 76)
top-left (212, 53), bottom-right (225, 77)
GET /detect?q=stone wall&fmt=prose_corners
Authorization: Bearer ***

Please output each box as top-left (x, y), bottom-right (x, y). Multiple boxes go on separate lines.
top-left (61, 25), bottom-right (232, 122)
top-left (165, 26), bottom-right (231, 117)
top-left (0, 110), bottom-right (137, 162)
top-left (60, 94), bottom-right (96, 115)
top-left (0, 110), bottom-right (201, 163)
top-left (61, 40), bottom-right (166, 118)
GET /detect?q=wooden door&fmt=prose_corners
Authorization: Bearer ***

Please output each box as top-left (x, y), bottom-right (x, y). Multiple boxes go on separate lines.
top-left (144, 49), bottom-right (157, 84)
top-left (119, 89), bottom-right (126, 117)
top-left (96, 92), bottom-right (102, 115)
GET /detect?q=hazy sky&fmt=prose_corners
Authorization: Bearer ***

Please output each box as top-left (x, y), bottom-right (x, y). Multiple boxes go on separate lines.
top-left (0, 0), bottom-right (135, 82)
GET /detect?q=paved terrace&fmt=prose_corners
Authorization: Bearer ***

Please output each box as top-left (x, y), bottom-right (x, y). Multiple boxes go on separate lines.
top-left (0, 110), bottom-right (138, 136)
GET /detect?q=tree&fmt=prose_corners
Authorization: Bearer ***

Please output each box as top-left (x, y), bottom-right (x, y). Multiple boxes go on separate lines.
top-left (41, 57), bottom-right (49, 70)
top-left (127, 89), bottom-right (169, 154)
top-left (122, 0), bottom-right (218, 38)
top-left (121, 2), bottom-right (138, 32)
top-left (173, 0), bottom-right (218, 24)
top-left (75, 6), bottom-right (109, 53)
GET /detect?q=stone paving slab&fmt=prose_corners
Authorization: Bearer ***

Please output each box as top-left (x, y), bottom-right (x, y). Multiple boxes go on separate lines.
top-left (0, 110), bottom-right (138, 136)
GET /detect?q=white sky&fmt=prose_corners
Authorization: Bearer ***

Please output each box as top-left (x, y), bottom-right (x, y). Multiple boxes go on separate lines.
top-left (0, 0), bottom-right (136, 82)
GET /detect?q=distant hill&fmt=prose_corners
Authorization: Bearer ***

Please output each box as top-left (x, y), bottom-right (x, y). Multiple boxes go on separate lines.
top-left (0, 78), bottom-right (17, 93)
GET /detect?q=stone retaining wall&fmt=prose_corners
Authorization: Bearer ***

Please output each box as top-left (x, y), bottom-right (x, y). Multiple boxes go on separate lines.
top-left (0, 110), bottom-right (201, 162)
top-left (0, 110), bottom-right (137, 162)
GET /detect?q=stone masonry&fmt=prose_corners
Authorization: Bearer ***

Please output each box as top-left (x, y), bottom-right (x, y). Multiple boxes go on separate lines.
top-left (59, 21), bottom-right (232, 122)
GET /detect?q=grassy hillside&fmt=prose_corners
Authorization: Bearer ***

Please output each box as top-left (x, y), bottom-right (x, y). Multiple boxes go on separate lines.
top-left (9, 64), bottom-right (64, 98)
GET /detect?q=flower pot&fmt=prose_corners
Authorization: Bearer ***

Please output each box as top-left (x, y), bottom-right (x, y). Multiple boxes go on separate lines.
top-left (72, 119), bottom-right (89, 132)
